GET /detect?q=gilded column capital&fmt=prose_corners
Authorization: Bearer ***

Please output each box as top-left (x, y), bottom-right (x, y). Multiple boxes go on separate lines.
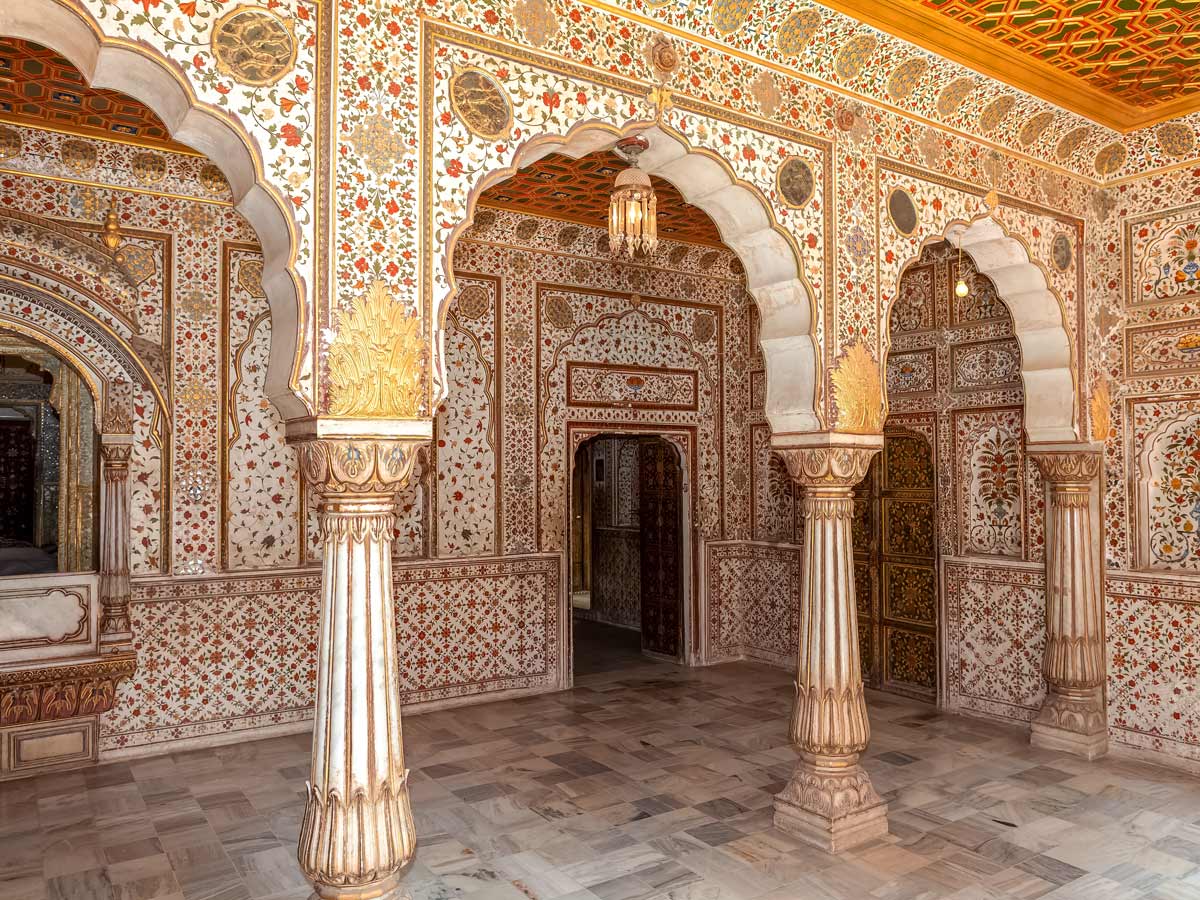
top-left (100, 442), bottom-right (133, 470)
top-left (772, 432), bottom-right (882, 490)
top-left (297, 438), bottom-right (424, 494)
top-left (1029, 443), bottom-right (1102, 486)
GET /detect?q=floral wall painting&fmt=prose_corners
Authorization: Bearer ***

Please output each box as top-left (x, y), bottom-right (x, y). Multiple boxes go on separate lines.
top-left (1139, 408), bottom-right (1200, 572)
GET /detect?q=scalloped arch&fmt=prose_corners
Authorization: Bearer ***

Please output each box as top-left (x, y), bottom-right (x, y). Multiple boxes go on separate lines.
top-left (443, 120), bottom-right (822, 436)
top-left (887, 215), bottom-right (1078, 443)
top-left (0, 1), bottom-right (308, 421)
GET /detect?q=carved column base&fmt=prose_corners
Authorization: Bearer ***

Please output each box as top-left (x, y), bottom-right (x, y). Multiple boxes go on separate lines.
top-left (773, 758), bottom-right (889, 853)
top-left (308, 872), bottom-right (406, 900)
top-left (1031, 687), bottom-right (1108, 760)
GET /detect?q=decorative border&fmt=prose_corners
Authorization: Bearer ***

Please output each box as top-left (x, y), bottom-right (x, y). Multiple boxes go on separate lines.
top-left (566, 361), bottom-right (699, 411)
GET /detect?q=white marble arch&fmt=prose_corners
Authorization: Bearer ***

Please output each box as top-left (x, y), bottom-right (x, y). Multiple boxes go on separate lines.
top-left (888, 216), bottom-right (1078, 444)
top-left (443, 120), bottom-right (822, 437)
top-left (0, 1), bottom-right (308, 422)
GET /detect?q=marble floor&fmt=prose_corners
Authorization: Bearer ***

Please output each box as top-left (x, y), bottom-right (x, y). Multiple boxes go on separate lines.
top-left (3, 651), bottom-right (1200, 900)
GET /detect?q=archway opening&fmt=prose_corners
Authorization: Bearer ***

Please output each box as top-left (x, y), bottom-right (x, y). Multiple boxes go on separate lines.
top-left (570, 433), bottom-right (687, 677)
top-left (0, 329), bottom-right (98, 575)
top-left (0, 23), bottom-right (307, 420)
top-left (873, 237), bottom-right (1045, 712)
top-left (443, 122), bottom-right (822, 437)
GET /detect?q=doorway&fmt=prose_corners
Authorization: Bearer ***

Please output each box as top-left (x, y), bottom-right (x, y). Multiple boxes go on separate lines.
top-left (854, 429), bottom-right (939, 702)
top-left (570, 434), bottom-right (686, 676)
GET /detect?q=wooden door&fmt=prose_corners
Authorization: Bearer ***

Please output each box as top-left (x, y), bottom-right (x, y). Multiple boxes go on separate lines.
top-left (0, 420), bottom-right (36, 543)
top-left (637, 439), bottom-right (682, 659)
top-left (855, 431), bottom-right (938, 701)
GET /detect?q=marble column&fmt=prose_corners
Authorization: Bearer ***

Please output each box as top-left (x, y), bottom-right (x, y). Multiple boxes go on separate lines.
top-left (98, 439), bottom-right (133, 653)
top-left (772, 434), bottom-right (888, 853)
top-left (1029, 445), bottom-right (1108, 760)
top-left (296, 439), bottom-right (421, 900)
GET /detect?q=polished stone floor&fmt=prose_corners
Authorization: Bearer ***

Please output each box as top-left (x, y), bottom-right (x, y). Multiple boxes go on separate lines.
top-left (3, 639), bottom-right (1200, 900)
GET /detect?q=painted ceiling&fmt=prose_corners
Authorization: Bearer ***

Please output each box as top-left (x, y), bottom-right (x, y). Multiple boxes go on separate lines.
top-left (603, 0), bottom-right (1199, 179)
top-left (816, 0), bottom-right (1200, 131)
top-left (0, 38), bottom-right (189, 152)
top-left (477, 151), bottom-right (725, 247)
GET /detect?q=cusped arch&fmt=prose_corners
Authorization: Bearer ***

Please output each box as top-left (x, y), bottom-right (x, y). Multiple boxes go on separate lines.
top-left (0, 276), bottom-right (167, 429)
top-left (887, 215), bottom-right (1078, 443)
top-left (443, 120), bottom-right (822, 435)
top-left (0, 1), bottom-right (308, 421)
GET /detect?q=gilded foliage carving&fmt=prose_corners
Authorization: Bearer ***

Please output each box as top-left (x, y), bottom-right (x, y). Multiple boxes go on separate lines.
top-left (831, 342), bottom-right (884, 434)
top-left (326, 280), bottom-right (427, 419)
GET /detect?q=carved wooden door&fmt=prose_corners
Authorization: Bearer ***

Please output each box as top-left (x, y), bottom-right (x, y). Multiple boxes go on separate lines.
top-left (638, 439), bottom-right (682, 660)
top-left (855, 431), bottom-right (938, 701)
top-left (0, 421), bottom-right (36, 543)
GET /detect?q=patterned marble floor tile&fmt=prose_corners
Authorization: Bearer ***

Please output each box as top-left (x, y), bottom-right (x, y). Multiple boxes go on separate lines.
top-left (7, 644), bottom-right (1200, 900)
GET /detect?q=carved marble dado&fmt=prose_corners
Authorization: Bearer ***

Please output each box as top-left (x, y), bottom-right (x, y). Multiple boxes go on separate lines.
top-left (0, 655), bottom-right (136, 726)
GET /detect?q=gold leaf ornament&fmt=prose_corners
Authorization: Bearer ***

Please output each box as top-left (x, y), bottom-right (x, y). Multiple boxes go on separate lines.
top-left (1089, 378), bottom-right (1111, 443)
top-left (831, 342), bottom-right (884, 434)
top-left (327, 280), bottom-right (427, 418)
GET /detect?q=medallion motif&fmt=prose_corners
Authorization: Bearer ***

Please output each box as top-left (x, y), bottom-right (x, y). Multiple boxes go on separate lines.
top-left (936, 77), bottom-right (977, 117)
top-left (1051, 233), bottom-right (1073, 272)
top-left (1157, 123), bottom-right (1196, 158)
top-left (349, 114), bottom-right (410, 177)
top-left (211, 6), bottom-right (296, 87)
top-left (198, 163), bottom-right (229, 194)
top-left (455, 284), bottom-right (490, 321)
top-left (131, 152), bottom-right (167, 184)
top-left (709, 0), bottom-right (753, 35)
top-left (60, 140), bottom-right (97, 174)
top-left (776, 157), bottom-right (815, 209)
top-left (887, 58), bottom-right (929, 101)
top-left (0, 127), bottom-right (23, 161)
top-left (1055, 126), bottom-right (1091, 161)
top-left (1019, 112), bottom-right (1055, 146)
top-left (513, 0), bottom-right (560, 48)
top-left (978, 96), bottom-right (1015, 132)
top-left (776, 8), bottom-right (822, 54)
top-left (1093, 142), bottom-right (1127, 177)
top-left (449, 68), bottom-right (513, 141)
top-left (887, 187), bottom-right (918, 236)
top-left (835, 35), bottom-right (877, 81)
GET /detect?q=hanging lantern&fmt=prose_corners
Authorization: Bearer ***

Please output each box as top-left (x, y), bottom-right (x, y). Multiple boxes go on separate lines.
top-left (954, 236), bottom-right (970, 299)
top-left (608, 136), bottom-right (657, 259)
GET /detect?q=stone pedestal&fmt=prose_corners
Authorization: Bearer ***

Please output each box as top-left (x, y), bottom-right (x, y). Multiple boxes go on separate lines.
top-left (771, 434), bottom-right (888, 853)
top-left (1030, 446), bottom-right (1108, 760)
top-left (98, 440), bottom-right (133, 653)
top-left (296, 439), bottom-right (421, 900)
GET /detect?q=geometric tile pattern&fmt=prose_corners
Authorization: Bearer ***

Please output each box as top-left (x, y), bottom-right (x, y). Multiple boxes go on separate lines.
top-left (10, 653), bottom-right (1200, 900)
top-left (908, 0), bottom-right (1200, 111)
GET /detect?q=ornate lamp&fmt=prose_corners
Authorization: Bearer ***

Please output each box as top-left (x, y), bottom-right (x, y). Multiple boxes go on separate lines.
top-left (954, 236), bottom-right (970, 299)
top-left (608, 136), bottom-right (657, 259)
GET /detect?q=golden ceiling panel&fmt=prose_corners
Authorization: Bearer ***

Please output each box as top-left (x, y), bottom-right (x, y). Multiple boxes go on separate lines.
top-left (815, 0), bottom-right (1200, 131)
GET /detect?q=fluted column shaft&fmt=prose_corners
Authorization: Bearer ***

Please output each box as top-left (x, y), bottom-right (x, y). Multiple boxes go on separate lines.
top-left (772, 440), bottom-right (888, 853)
top-left (1030, 448), bottom-right (1108, 759)
top-left (297, 439), bottom-right (421, 900)
top-left (99, 441), bottom-right (132, 652)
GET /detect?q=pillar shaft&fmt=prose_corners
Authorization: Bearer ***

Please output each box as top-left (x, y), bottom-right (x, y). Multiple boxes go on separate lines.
top-left (297, 439), bottom-right (420, 900)
top-left (772, 440), bottom-right (888, 853)
top-left (1030, 449), bottom-right (1108, 760)
top-left (98, 441), bottom-right (132, 652)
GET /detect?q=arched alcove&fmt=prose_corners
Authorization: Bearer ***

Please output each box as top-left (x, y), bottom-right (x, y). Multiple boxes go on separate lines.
top-left (886, 216), bottom-right (1077, 444)
top-left (443, 121), bottom-right (823, 436)
top-left (0, 3), bottom-right (309, 421)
